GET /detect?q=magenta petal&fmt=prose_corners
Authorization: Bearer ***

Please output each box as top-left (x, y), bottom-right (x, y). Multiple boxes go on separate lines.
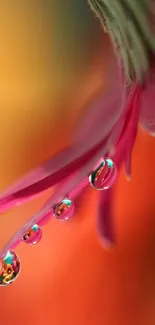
top-left (1, 86), bottom-right (140, 255)
top-left (0, 81), bottom-right (124, 212)
top-left (115, 84), bottom-right (140, 167)
top-left (69, 178), bottom-right (88, 200)
top-left (98, 189), bottom-right (115, 247)
top-left (73, 59), bottom-right (123, 145)
top-left (0, 141), bottom-right (115, 257)
top-left (73, 83), bottom-right (123, 147)
top-left (37, 211), bottom-right (52, 226)
top-left (125, 153), bottom-right (132, 180)
top-left (124, 92), bottom-right (139, 179)
top-left (97, 84), bottom-right (140, 246)
top-left (0, 136), bottom-right (112, 212)
top-left (139, 63), bottom-right (155, 135)
top-left (124, 108), bottom-right (139, 180)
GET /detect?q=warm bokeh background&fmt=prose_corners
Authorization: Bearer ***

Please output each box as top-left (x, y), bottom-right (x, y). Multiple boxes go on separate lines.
top-left (0, 1), bottom-right (155, 325)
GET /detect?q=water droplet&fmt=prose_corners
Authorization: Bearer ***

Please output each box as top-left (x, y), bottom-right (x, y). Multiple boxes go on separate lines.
top-left (89, 158), bottom-right (117, 190)
top-left (0, 250), bottom-right (21, 286)
top-left (22, 224), bottom-right (42, 245)
top-left (53, 198), bottom-right (75, 221)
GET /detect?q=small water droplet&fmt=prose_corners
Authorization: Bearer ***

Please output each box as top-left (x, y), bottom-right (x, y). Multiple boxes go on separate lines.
top-left (53, 198), bottom-right (75, 221)
top-left (0, 250), bottom-right (21, 286)
top-left (22, 224), bottom-right (42, 245)
top-left (89, 158), bottom-right (117, 190)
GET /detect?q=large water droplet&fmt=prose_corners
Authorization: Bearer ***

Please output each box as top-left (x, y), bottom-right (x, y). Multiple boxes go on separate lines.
top-left (53, 198), bottom-right (75, 221)
top-left (22, 224), bottom-right (42, 245)
top-left (89, 158), bottom-right (117, 190)
top-left (0, 250), bottom-right (21, 286)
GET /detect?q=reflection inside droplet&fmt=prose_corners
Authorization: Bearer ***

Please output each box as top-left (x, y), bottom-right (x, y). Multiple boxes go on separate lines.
top-left (22, 224), bottom-right (42, 245)
top-left (89, 158), bottom-right (117, 190)
top-left (53, 198), bottom-right (75, 221)
top-left (0, 250), bottom-right (21, 286)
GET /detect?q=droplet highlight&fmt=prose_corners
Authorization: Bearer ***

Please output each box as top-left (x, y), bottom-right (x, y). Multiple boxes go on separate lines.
top-left (0, 250), bottom-right (21, 286)
top-left (22, 224), bottom-right (42, 245)
top-left (89, 158), bottom-right (117, 190)
top-left (53, 198), bottom-right (75, 221)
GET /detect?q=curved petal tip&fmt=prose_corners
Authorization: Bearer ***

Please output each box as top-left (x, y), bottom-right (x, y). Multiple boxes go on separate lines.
top-left (97, 189), bottom-right (116, 248)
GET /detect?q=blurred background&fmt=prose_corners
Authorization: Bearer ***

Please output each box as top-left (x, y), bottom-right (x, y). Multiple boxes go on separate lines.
top-left (0, 1), bottom-right (155, 325)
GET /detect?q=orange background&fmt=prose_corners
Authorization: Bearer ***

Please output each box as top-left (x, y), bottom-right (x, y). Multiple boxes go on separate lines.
top-left (0, 2), bottom-right (155, 325)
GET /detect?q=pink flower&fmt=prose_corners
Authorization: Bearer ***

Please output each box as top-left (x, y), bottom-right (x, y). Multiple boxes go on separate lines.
top-left (0, 0), bottom-right (155, 261)
top-left (0, 65), bottom-right (152, 256)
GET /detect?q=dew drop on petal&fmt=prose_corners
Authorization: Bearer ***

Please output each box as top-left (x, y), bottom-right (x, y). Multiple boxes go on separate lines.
top-left (89, 158), bottom-right (117, 190)
top-left (53, 198), bottom-right (75, 221)
top-left (22, 224), bottom-right (42, 245)
top-left (0, 250), bottom-right (21, 286)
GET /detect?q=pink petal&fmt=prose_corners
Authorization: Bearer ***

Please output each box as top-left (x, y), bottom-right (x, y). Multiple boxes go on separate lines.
top-left (139, 61), bottom-right (155, 135)
top-left (0, 133), bottom-right (115, 213)
top-left (98, 83), bottom-right (141, 246)
top-left (73, 82), bottom-right (123, 146)
top-left (0, 80), bottom-right (123, 212)
top-left (125, 153), bottom-right (132, 180)
top-left (115, 84), bottom-right (140, 166)
top-left (0, 140), bottom-right (116, 258)
top-left (0, 84), bottom-right (140, 255)
top-left (98, 188), bottom-right (115, 247)
top-left (124, 90), bottom-right (140, 179)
